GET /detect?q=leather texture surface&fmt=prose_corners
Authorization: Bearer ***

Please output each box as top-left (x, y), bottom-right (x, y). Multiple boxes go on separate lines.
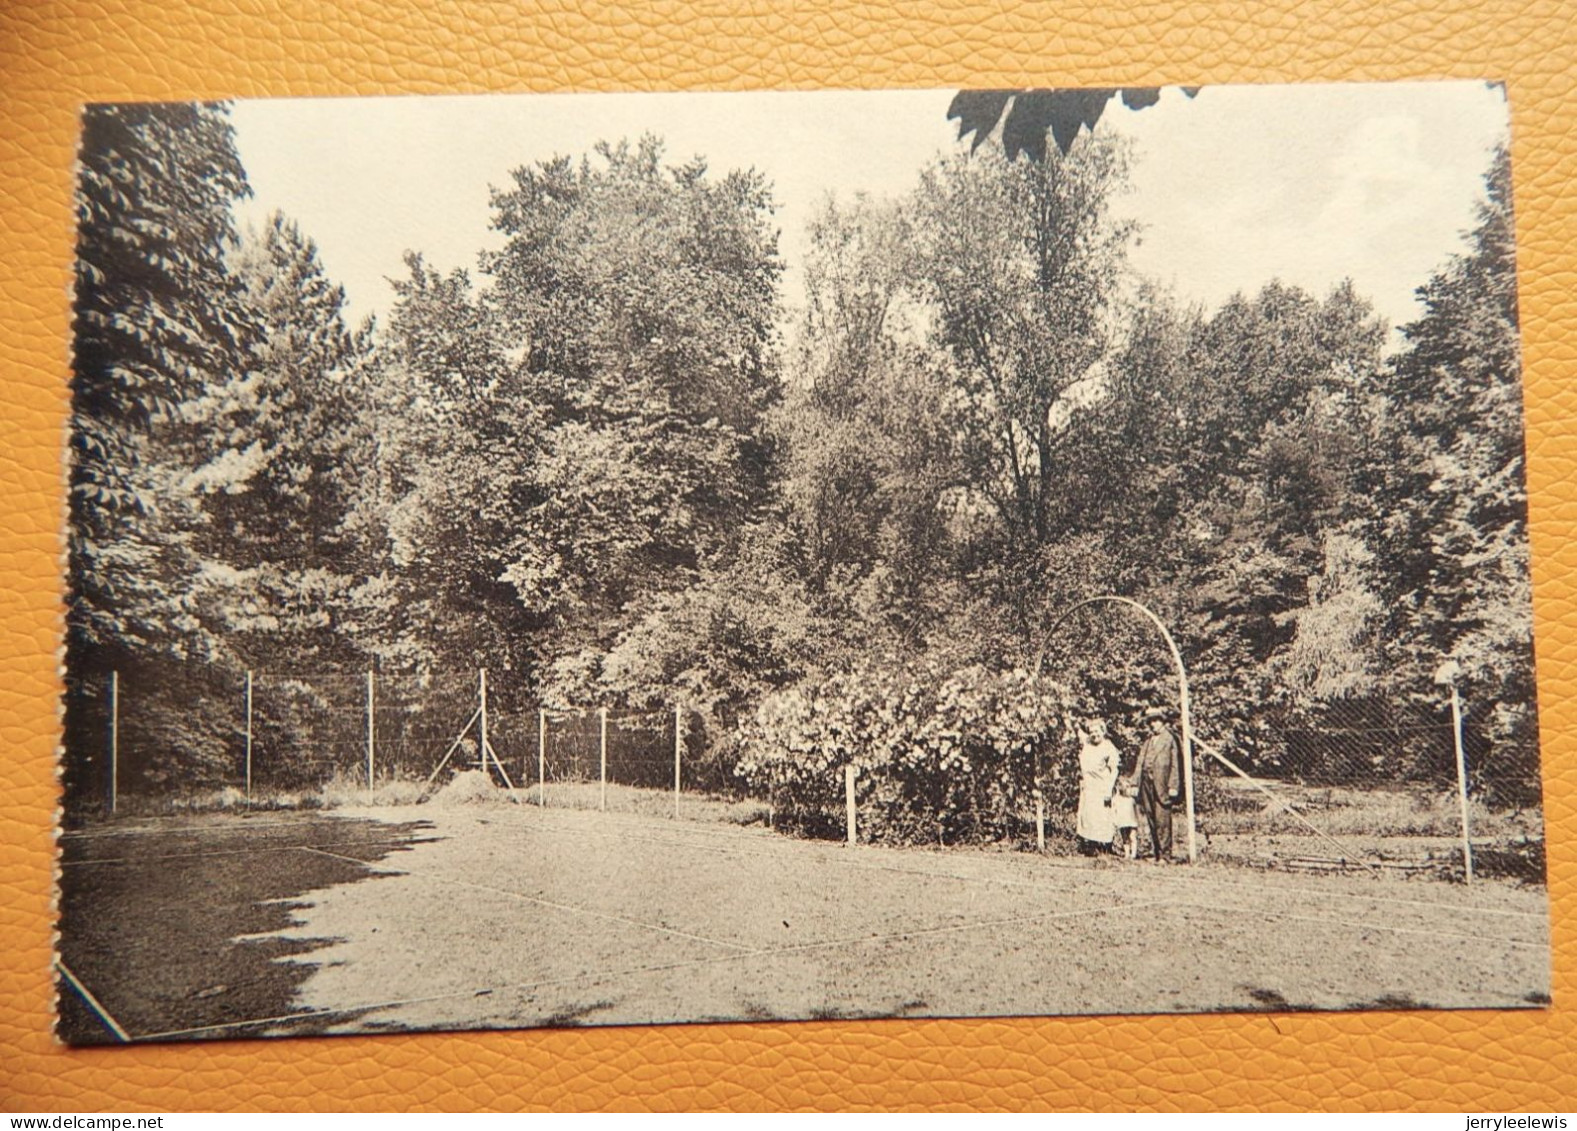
top-left (2, 0), bottom-right (1574, 1112)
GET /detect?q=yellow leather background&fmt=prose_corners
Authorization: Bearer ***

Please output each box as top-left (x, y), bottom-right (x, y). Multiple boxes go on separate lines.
top-left (2, 0), bottom-right (1574, 1112)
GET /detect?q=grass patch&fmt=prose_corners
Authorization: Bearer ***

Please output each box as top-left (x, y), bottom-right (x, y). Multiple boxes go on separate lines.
top-left (520, 779), bottom-right (771, 827)
top-left (319, 770), bottom-right (429, 808)
top-left (1200, 779), bottom-right (1542, 840)
top-left (102, 769), bottom-right (431, 817)
top-left (102, 786), bottom-right (323, 818)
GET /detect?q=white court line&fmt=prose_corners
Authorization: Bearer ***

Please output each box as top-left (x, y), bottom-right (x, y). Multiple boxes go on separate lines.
top-left (507, 807), bottom-right (1548, 922)
top-left (1170, 899), bottom-right (1548, 950)
top-left (61, 837), bottom-right (428, 867)
top-left (298, 846), bottom-right (755, 954)
top-left (58, 818), bottom-right (366, 839)
top-left (1161, 871), bottom-right (1546, 921)
top-left (56, 959), bottom-right (131, 1043)
top-left (448, 810), bottom-right (1136, 915)
top-left (761, 897), bottom-right (1179, 957)
top-left (129, 896), bottom-right (1168, 1042)
top-left (133, 995), bottom-right (470, 1042)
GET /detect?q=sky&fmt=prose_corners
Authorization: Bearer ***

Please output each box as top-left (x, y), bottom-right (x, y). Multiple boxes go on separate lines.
top-left (230, 81), bottom-right (1511, 339)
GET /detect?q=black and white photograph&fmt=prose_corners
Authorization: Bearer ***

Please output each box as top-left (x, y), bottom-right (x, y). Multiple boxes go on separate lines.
top-left (56, 82), bottom-right (1549, 1045)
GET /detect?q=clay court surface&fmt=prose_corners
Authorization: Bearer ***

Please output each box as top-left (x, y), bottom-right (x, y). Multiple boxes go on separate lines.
top-left (56, 803), bottom-right (1550, 1044)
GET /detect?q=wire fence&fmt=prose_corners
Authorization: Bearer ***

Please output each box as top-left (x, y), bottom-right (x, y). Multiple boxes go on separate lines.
top-left (533, 708), bottom-right (677, 792)
top-left (523, 708), bottom-right (769, 819)
top-left (1189, 694), bottom-right (1543, 880)
top-left (58, 664), bottom-right (750, 819)
top-left (247, 669), bottom-right (494, 788)
top-left (745, 689), bottom-right (1543, 882)
top-left (59, 658), bottom-right (1544, 881)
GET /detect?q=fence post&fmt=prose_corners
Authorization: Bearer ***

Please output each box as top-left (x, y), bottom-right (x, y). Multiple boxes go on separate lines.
top-left (479, 668), bottom-right (488, 777)
top-left (365, 669), bottom-right (375, 790)
top-left (537, 707), bottom-right (546, 807)
top-left (243, 670), bottom-right (252, 800)
top-left (599, 707), bottom-right (608, 811)
top-left (673, 707), bottom-right (682, 820)
top-left (1450, 682), bottom-right (1474, 884)
top-left (845, 763), bottom-right (857, 846)
top-left (1180, 673), bottom-right (1197, 864)
top-left (108, 670), bottom-right (119, 815)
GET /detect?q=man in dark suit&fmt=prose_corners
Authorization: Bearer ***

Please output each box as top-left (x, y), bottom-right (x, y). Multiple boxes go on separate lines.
top-left (1135, 709), bottom-right (1183, 861)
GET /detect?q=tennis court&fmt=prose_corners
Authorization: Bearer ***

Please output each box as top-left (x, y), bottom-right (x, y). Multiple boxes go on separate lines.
top-left (55, 802), bottom-right (1550, 1044)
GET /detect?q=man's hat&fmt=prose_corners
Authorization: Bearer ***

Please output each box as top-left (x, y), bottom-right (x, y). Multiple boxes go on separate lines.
top-left (1143, 705), bottom-right (1168, 721)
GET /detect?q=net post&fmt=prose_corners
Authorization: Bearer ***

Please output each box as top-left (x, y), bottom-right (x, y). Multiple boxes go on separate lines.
top-left (599, 707), bottom-right (608, 811)
top-left (109, 670), bottom-right (119, 815)
top-left (243, 670), bottom-right (252, 801)
top-left (673, 707), bottom-right (682, 820)
top-left (479, 668), bottom-right (488, 778)
top-left (1451, 683), bottom-right (1474, 884)
top-left (1035, 791), bottom-right (1046, 853)
top-left (365, 669), bottom-right (375, 790)
top-left (845, 763), bottom-right (857, 846)
top-left (537, 707), bottom-right (546, 807)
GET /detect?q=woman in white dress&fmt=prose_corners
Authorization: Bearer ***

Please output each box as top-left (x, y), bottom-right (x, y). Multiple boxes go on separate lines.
top-left (1075, 718), bottom-right (1120, 855)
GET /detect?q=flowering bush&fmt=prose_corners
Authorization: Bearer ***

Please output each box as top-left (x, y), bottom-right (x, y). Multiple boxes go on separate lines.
top-left (735, 662), bottom-right (1071, 844)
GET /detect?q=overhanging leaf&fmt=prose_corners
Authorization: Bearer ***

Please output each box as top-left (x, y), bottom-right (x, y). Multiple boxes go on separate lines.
top-left (946, 90), bottom-right (1014, 153)
top-left (957, 85), bottom-right (1203, 162)
top-left (1119, 87), bottom-right (1161, 111)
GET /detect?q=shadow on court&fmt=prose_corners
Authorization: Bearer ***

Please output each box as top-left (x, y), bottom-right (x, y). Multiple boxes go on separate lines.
top-left (55, 813), bottom-right (434, 1044)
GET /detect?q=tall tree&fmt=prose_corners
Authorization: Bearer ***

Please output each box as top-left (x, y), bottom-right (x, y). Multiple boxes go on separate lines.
top-left (173, 212), bottom-right (376, 668)
top-left (1378, 145), bottom-right (1537, 796)
top-left (776, 194), bottom-right (959, 638)
top-left (908, 137), bottom-right (1135, 580)
top-left (65, 102), bottom-right (256, 801)
top-left (1017, 279), bottom-right (1388, 756)
top-left (372, 252), bottom-right (543, 674)
top-left (68, 101), bottom-right (252, 662)
top-left (481, 137), bottom-right (783, 683)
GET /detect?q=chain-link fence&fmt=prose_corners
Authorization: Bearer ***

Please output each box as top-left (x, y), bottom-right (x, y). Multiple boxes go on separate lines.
top-left (59, 659), bottom-right (1545, 882)
top-left (1191, 693), bottom-right (1544, 881)
top-left (753, 736), bottom-right (1049, 848)
top-left (60, 662), bottom-right (765, 824)
top-left (61, 659), bottom-right (255, 815)
top-left (246, 669), bottom-right (501, 790)
top-left (529, 709), bottom-right (670, 791)
top-left (61, 665), bottom-right (509, 810)
top-left (740, 684), bottom-right (1544, 883)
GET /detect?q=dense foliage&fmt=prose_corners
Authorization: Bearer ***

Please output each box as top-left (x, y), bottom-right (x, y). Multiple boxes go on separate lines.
top-left (737, 663), bottom-right (1068, 843)
top-left (69, 102), bottom-right (251, 661)
top-left (64, 104), bottom-right (1539, 827)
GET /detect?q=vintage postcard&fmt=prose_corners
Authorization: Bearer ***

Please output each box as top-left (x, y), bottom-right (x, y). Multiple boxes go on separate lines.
top-left (56, 82), bottom-right (1548, 1044)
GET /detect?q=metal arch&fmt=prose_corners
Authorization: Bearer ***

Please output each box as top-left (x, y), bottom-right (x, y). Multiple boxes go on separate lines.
top-left (1032, 594), bottom-right (1197, 864)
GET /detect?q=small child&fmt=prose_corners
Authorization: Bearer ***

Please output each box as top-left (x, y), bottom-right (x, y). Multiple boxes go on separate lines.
top-left (1110, 774), bottom-right (1139, 859)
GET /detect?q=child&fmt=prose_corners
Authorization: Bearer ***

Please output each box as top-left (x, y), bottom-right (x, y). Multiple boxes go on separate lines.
top-left (1110, 774), bottom-right (1139, 859)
